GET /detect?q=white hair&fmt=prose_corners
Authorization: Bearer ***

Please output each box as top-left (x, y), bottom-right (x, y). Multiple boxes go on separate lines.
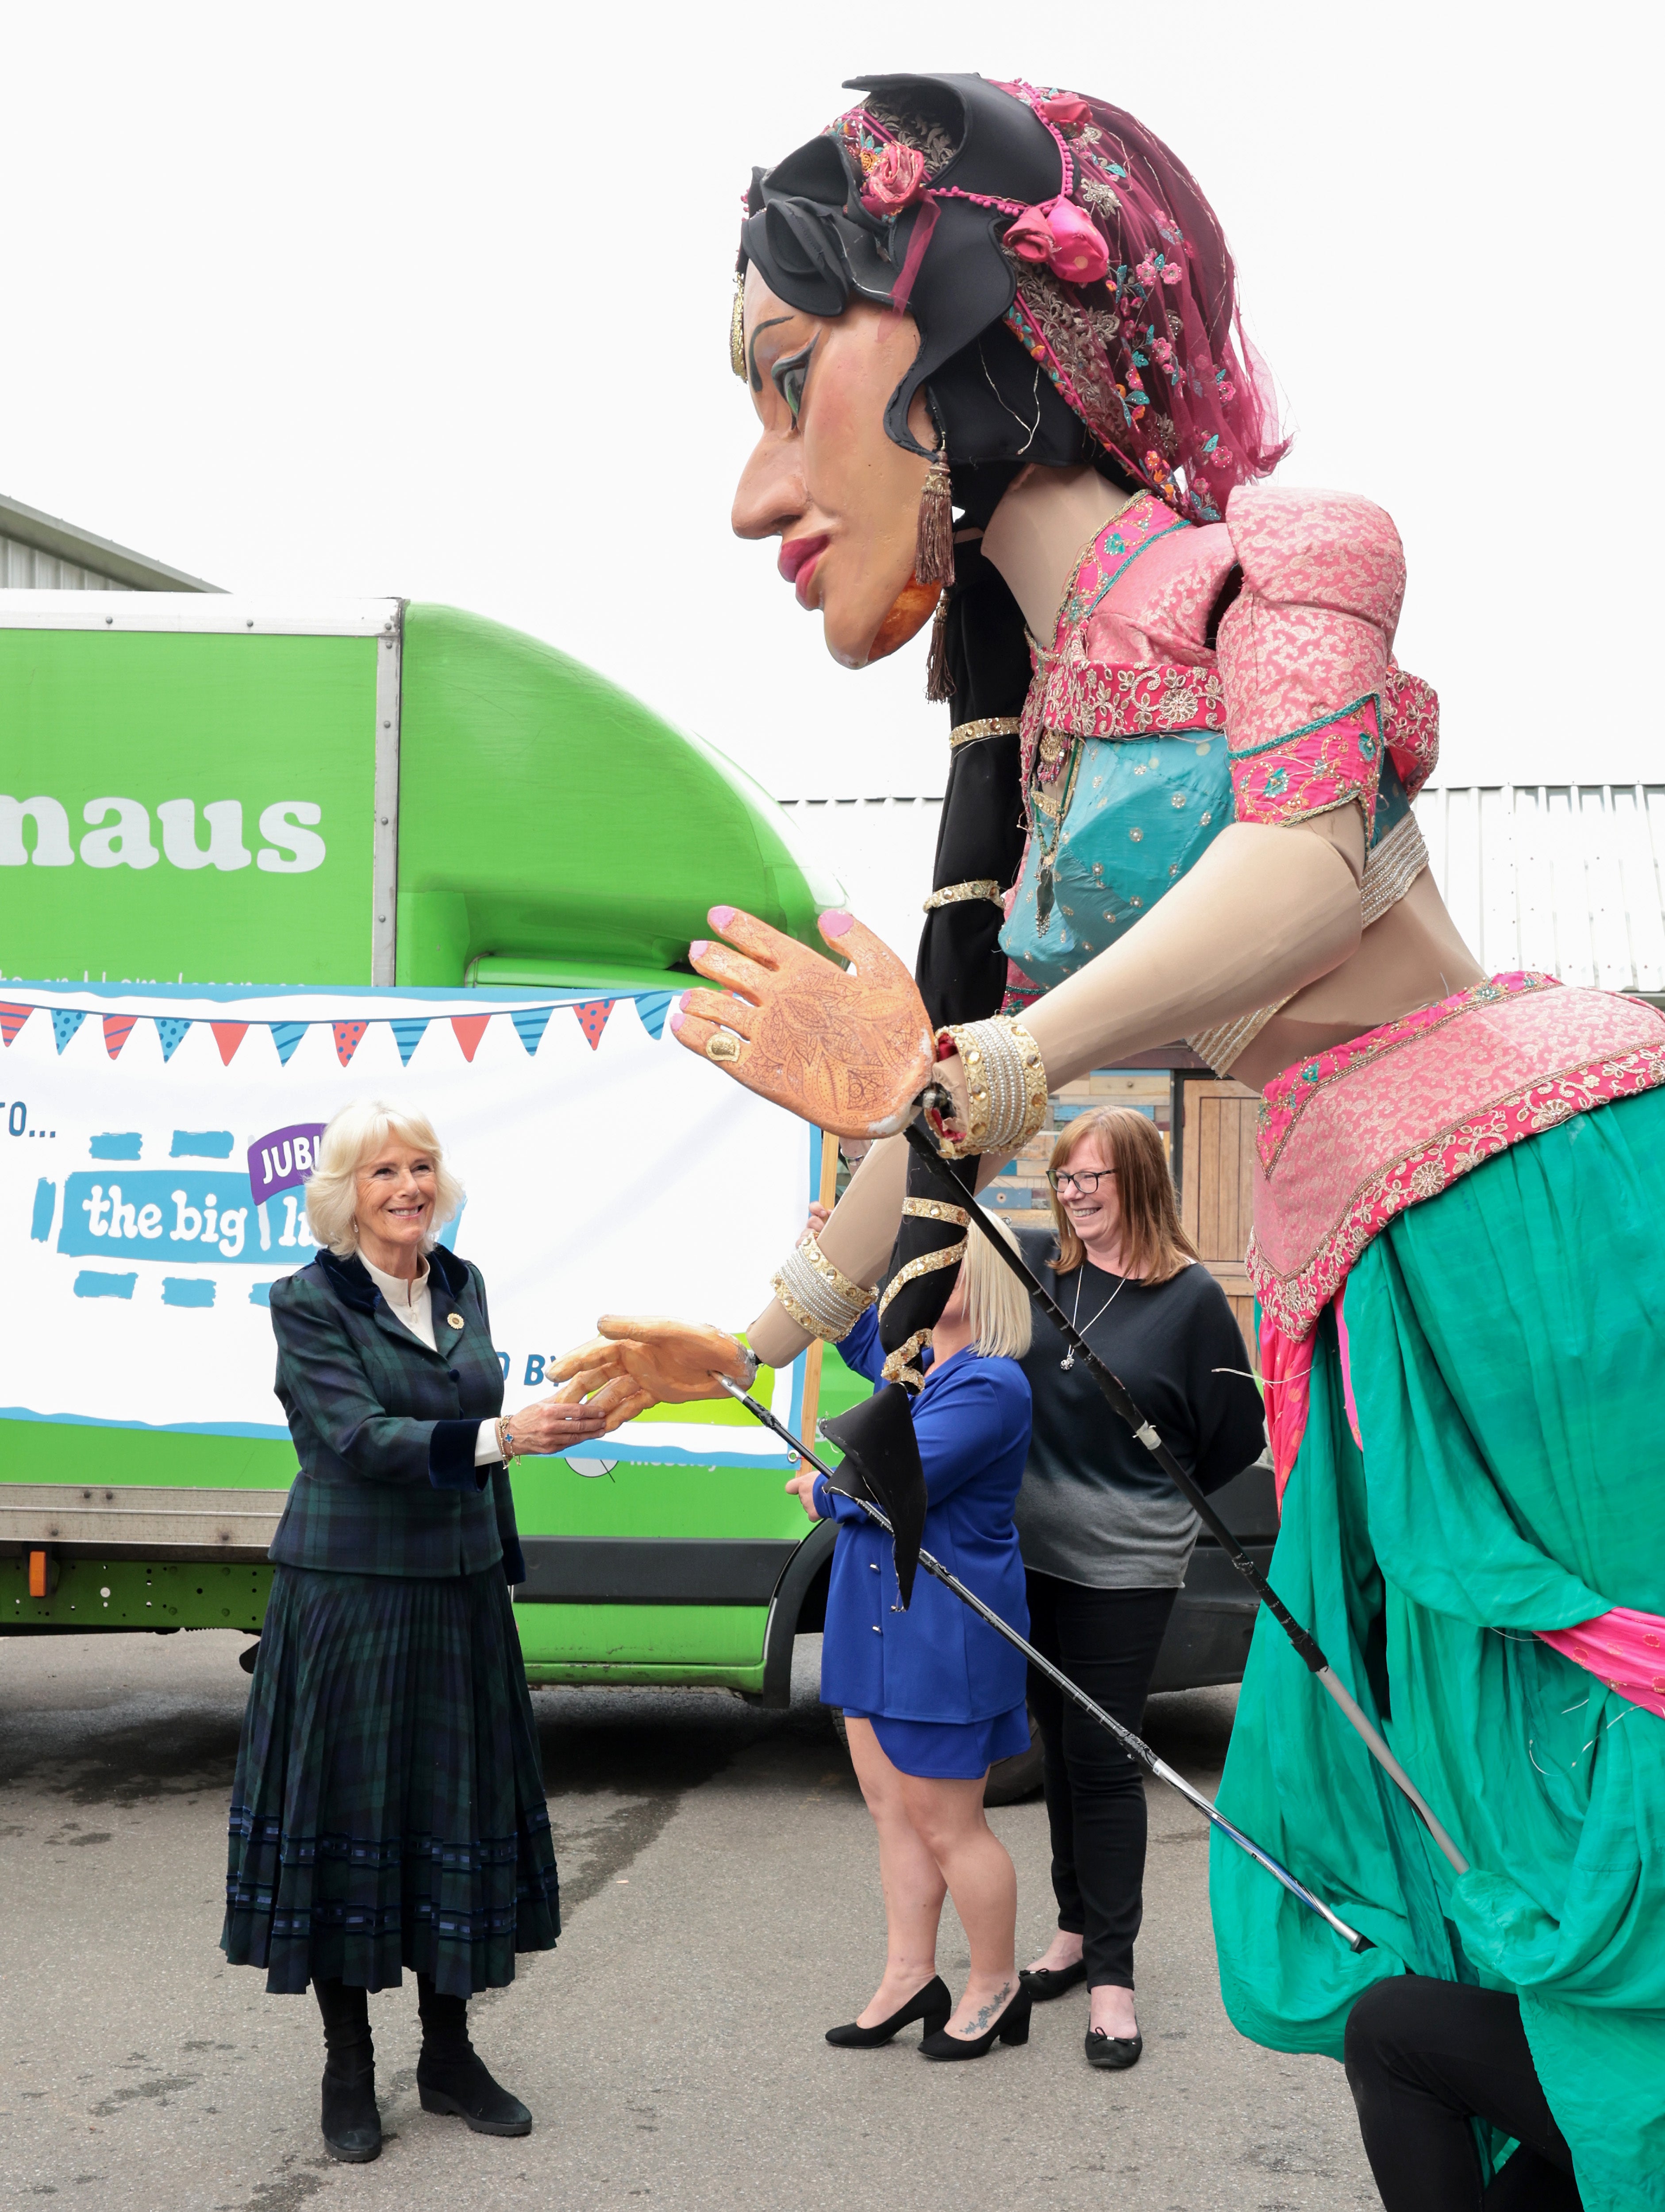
top-left (304, 1099), bottom-right (465, 1258)
top-left (962, 1210), bottom-right (1033, 1361)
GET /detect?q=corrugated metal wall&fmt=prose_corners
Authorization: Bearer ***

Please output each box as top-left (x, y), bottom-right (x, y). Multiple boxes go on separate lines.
top-left (782, 783), bottom-right (1665, 994)
top-left (1417, 785), bottom-right (1665, 993)
top-left (0, 533), bottom-right (122, 589)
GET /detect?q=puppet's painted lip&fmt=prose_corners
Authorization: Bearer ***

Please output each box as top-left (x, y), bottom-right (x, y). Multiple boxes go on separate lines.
top-left (779, 533), bottom-right (830, 606)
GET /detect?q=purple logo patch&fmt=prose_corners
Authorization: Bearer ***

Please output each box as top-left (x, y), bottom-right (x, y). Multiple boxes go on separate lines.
top-left (248, 1123), bottom-right (327, 1207)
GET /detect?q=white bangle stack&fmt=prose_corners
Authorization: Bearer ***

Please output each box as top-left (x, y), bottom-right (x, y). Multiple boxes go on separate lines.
top-left (932, 1016), bottom-right (1049, 1159)
top-left (771, 1233), bottom-right (877, 1344)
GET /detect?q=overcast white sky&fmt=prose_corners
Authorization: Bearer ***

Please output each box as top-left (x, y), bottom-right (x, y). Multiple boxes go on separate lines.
top-left (2, 3), bottom-right (1655, 801)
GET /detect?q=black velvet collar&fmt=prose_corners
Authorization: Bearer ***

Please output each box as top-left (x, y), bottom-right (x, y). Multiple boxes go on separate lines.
top-left (314, 1242), bottom-right (469, 1315)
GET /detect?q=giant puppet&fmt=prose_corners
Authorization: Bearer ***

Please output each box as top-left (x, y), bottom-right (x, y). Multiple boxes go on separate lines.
top-left (556, 74), bottom-right (1665, 2207)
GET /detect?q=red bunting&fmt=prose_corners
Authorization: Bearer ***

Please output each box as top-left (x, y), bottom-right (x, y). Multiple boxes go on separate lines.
top-left (450, 1014), bottom-right (490, 1063)
top-left (102, 1014), bottom-right (136, 1059)
top-left (0, 1003), bottom-right (32, 1048)
top-left (573, 999), bottom-right (615, 1052)
top-left (211, 1022), bottom-right (248, 1066)
top-left (332, 1020), bottom-right (367, 1067)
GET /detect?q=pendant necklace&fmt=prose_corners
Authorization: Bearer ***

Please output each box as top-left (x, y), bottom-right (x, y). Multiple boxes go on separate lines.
top-left (1061, 1260), bottom-right (1129, 1370)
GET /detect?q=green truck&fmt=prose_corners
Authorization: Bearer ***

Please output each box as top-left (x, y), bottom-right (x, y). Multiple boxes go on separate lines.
top-left (0, 591), bottom-right (864, 1702)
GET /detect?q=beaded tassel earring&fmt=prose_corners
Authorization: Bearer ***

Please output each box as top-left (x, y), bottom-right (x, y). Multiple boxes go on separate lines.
top-left (915, 442), bottom-right (955, 703)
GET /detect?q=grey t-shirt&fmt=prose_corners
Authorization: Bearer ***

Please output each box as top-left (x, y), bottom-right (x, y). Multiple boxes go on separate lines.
top-left (1014, 1229), bottom-right (1266, 1589)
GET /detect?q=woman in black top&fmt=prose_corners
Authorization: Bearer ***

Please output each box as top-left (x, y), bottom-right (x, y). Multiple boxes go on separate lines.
top-left (1014, 1107), bottom-right (1264, 2070)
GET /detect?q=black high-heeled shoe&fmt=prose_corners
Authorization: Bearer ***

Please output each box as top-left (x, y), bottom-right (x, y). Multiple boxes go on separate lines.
top-left (919, 1982), bottom-right (1033, 2061)
top-left (1019, 1958), bottom-right (1087, 2002)
top-left (825, 1975), bottom-right (952, 2048)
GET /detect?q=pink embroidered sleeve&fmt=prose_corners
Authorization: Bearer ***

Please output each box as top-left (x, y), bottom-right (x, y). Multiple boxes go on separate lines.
top-left (1217, 488), bottom-right (1407, 833)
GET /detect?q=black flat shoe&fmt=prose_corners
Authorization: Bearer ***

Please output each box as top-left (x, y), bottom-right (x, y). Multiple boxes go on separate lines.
top-left (1084, 2027), bottom-right (1143, 2070)
top-left (826, 1974), bottom-right (952, 2047)
top-left (1019, 1959), bottom-right (1087, 2002)
top-left (321, 2058), bottom-right (382, 2162)
top-left (418, 2050), bottom-right (532, 2137)
top-left (919, 1984), bottom-right (1032, 2061)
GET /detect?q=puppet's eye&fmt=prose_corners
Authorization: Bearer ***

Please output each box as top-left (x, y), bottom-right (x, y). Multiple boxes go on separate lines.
top-left (772, 343), bottom-right (815, 422)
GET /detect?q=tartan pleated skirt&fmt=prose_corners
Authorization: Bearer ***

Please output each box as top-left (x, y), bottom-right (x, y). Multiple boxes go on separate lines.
top-left (222, 1563), bottom-right (559, 1997)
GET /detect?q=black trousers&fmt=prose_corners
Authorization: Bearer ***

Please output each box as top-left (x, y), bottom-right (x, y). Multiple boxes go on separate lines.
top-left (1024, 1571), bottom-right (1177, 1990)
top-left (1345, 1977), bottom-right (1582, 2210)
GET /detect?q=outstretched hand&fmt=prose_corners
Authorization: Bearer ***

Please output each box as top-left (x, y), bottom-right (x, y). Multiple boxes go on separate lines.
top-left (669, 906), bottom-right (935, 1139)
top-left (547, 1315), bottom-right (754, 1435)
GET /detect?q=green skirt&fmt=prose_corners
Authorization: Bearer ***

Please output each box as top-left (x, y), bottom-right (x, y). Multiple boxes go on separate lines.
top-left (1211, 1086), bottom-right (1665, 2212)
top-left (223, 1563), bottom-right (559, 1997)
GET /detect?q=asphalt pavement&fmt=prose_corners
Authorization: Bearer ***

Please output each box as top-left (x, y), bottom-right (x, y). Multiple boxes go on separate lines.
top-left (0, 1629), bottom-right (1379, 2212)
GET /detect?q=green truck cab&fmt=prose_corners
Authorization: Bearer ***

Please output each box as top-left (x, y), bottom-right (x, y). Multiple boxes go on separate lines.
top-left (0, 591), bottom-right (860, 1700)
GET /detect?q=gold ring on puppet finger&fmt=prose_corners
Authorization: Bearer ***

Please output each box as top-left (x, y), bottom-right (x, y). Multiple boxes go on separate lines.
top-left (704, 1028), bottom-right (746, 1067)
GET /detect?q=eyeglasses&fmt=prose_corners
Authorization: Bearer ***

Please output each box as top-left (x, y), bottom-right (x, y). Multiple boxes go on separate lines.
top-left (1049, 1167), bottom-right (1117, 1196)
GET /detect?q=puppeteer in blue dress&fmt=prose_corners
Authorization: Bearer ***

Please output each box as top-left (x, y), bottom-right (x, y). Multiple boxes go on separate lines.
top-left (815, 1308), bottom-right (1033, 1780)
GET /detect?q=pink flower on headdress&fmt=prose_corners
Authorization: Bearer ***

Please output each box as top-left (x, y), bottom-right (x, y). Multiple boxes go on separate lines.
top-left (1045, 198), bottom-right (1110, 284)
top-left (1006, 199), bottom-right (1110, 286)
top-left (1160, 257), bottom-right (1183, 286)
top-left (1004, 205), bottom-right (1058, 264)
top-left (1134, 255), bottom-right (1157, 286)
top-left (861, 142), bottom-right (928, 217)
top-left (1035, 92), bottom-right (1092, 132)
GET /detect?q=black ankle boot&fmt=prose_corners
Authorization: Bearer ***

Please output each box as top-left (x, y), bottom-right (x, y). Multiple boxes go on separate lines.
top-left (313, 1979), bottom-right (381, 2163)
top-left (416, 1974), bottom-right (532, 2138)
top-left (321, 2055), bottom-right (382, 2162)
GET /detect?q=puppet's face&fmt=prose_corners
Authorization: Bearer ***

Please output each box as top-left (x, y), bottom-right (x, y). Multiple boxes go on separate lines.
top-left (732, 266), bottom-right (939, 670)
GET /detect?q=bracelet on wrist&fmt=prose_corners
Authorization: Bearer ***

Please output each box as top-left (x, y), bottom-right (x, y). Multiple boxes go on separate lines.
top-left (771, 1233), bottom-right (877, 1344)
top-left (929, 1016), bottom-right (1048, 1159)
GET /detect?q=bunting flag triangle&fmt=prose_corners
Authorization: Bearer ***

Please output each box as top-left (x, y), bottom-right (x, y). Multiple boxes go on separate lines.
top-left (102, 1014), bottom-right (137, 1059)
top-left (155, 1016), bottom-right (192, 1063)
top-left (573, 998), bottom-right (615, 1051)
top-left (390, 1017), bottom-right (430, 1067)
top-left (509, 1006), bottom-right (553, 1056)
top-left (332, 1019), bottom-right (368, 1068)
top-left (269, 1021), bottom-right (307, 1067)
top-left (211, 1022), bottom-right (249, 1067)
top-left (0, 1003), bottom-right (33, 1048)
top-left (634, 991), bottom-right (673, 1041)
top-left (451, 1014), bottom-right (490, 1063)
top-left (51, 1008), bottom-right (87, 1055)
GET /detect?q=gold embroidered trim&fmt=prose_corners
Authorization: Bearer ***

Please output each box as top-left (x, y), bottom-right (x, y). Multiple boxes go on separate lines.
top-left (877, 1239), bottom-right (968, 1318)
top-left (1360, 808), bottom-right (1430, 930)
top-left (881, 1331), bottom-right (933, 1390)
top-left (1185, 999), bottom-right (1294, 1077)
top-left (949, 717), bottom-right (1021, 751)
top-left (922, 879), bottom-right (1005, 914)
top-left (902, 1197), bottom-right (971, 1227)
top-left (934, 1017), bottom-right (1050, 1159)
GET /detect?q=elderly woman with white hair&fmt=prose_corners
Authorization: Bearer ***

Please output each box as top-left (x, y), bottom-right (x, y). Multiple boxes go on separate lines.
top-left (221, 1099), bottom-right (605, 2166)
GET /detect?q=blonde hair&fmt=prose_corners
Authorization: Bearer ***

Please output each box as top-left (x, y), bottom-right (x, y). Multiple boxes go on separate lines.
top-left (961, 1210), bottom-right (1033, 1361)
top-left (1048, 1107), bottom-right (1196, 1282)
top-left (304, 1099), bottom-right (465, 1259)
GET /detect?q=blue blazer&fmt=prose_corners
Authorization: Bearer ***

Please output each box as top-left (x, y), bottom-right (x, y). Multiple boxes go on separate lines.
top-left (814, 1308), bottom-right (1032, 1725)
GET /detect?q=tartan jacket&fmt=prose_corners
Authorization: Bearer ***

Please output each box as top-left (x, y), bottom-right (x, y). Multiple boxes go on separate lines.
top-left (266, 1244), bottom-right (523, 1582)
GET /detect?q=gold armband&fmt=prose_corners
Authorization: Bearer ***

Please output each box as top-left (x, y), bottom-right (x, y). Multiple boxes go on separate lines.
top-left (931, 1016), bottom-right (1049, 1160)
top-left (770, 1233), bottom-right (876, 1344)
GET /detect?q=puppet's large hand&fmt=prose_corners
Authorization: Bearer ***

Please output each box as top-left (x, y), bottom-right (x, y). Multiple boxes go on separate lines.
top-left (548, 1315), bottom-right (754, 1434)
top-left (669, 907), bottom-right (936, 1140)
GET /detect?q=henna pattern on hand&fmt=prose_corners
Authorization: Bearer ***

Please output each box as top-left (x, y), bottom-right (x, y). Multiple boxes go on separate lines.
top-left (671, 907), bottom-right (936, 1139)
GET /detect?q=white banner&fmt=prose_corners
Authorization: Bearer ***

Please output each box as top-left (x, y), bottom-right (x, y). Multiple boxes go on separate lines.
top-left (0, 984), bottom-right (812, 1466)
